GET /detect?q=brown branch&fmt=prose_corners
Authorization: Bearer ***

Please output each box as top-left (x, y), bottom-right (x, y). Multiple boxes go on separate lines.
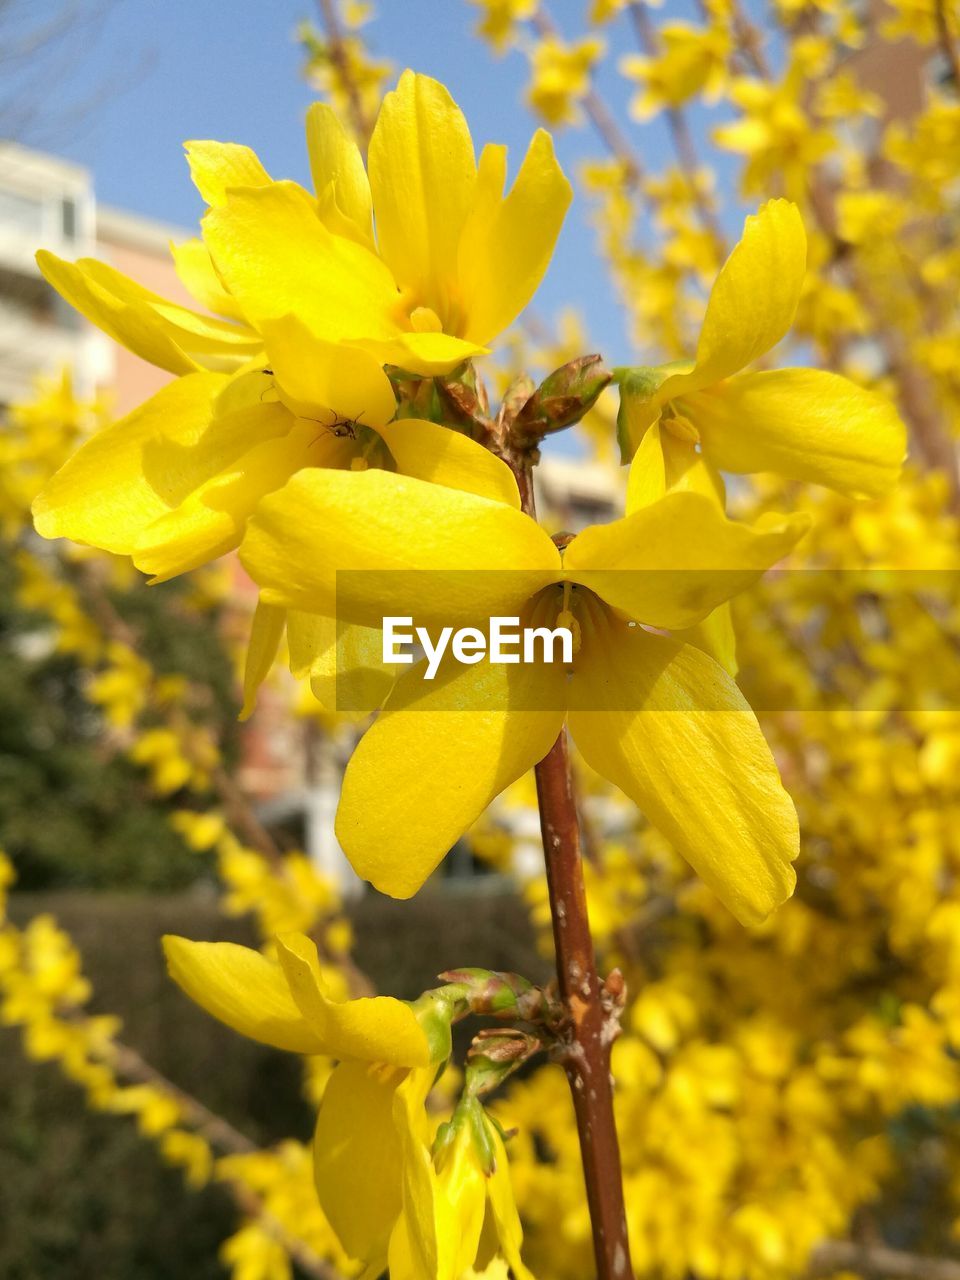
top-left (314, 0), bottom-right (374, 142)
top-left (531, 5), bottom-right (644, 187)
top-left (534, 733), bottom-right (633, 1280)
top-left (935, 0), bottom-right (960, 89)
top-left (810, 1240), bottom-right (960, 1280)
top-left (502, 437), bottom-right (633, 1280)
top-left (627, 2), bottom-right (727, 252)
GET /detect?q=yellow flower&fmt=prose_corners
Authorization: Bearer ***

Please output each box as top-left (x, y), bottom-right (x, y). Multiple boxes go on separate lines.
top-left (620, 22), bottom-right (730, 121)
top-left (163, 931), bottom-right (456, 1275)
top-left (37, 72), bottom-right (570, 382)
top-left (388, 1091), bottom-right (533, 1280)
top-left (32, 327), bottom-right (518, 586)
top-left (526, 35), bottom-right (605, 126)
top-left (617, 200), bottom-right (906, 498)
top-left (241, 472), bottom-right (809, 925)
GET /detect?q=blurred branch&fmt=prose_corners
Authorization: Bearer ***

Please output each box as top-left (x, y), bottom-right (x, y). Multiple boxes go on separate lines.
top-left (627, 1), bottom-right (727, 251)
top-left (314, 0), bottom-right (374, 141)
top-left (811, 1240), bottom-right (960, 1280)
top-left (531, 4), bottom-right (644, 186)
top-left (934, 0), bottom-right (960, 87)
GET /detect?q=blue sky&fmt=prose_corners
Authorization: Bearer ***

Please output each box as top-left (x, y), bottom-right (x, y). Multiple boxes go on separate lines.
top-left (14, 0), bottom-right (690, 368)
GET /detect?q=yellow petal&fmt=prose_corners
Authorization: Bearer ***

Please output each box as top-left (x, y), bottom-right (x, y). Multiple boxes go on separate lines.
top-left (314, 1060), bottom-right (407, 1269)
top-left (305, 102), bottom-right (374, 246)
top-left (336, 653), bottom-right (565, 898)
top-left (37, 251), bottom-right (197, 375)
top-left (131, 406), bottom-right (316, 581)
top-left (162, 935), bottom-right (326, 1053)
top-left (389, 1069), bottom-right (459, 1280)
top-left (568, 602), bottom-right (798, 925)
top-left (202, 180), bottom-right (404, 345)
top-left (241, 600), bottom-right (285, 719)
top-left (656, 199), bottom-right (807, 401)
top-left (485, 1124), bottom-right (534, 1280)
top-left (682, 368), bottom-right (906, 497)
top-left (170, 238), bottom-right (244, 320)
top-left (673, 601), bottom-right (739, 677)
top-left (288, 612), bottom-right (396, 718)
top-left (378, 418), bottom-right (520, 507)
top-left (625, 421), bottom-right (725, 513)
top-left (184, 140), bottom-right (271, 206)
top-left (260, 315), bottom-right (397, 427)
top-left (353, 329), bottom-right (487, 375)
top-left (458, 129), bottom-right (573, 344)
top-left (32, 372), bottom-right (229, 553)
top-left (274, 932), bottom-right (430, 1066)
top-left (563, 490), bottom-right (809, 629)
top-left (241, 468), bottom-right (561, 628)
top-left (368, 70), bottom-right (476, 321)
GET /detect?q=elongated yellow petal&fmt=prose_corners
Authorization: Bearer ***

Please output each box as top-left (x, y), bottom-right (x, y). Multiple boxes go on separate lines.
top-left (368, 71), bottom-right (476, 322)
top-left (202, 180), bottom-right (403, 344)
top-left (287, 612), bottom-right (396, 718)
top-left (274, 933), bottom-right (430, 1067)
top-left (260, 316), bottom-right (397, 427)
top-left (32, 372), bottom-right (228, 553)
top-left (563, 490), bottom-right (808, 629)
top-left (241, 468), bottom-right (561, 628)
top-left (388, 1070), bottom-right (462, 1280)
top-left (314, 1060), bottom-right (406, 1270)
top-left (37, 251), bottom-right (197, 375)
top-left (656, 199), bottom-right (807, 402)
top-left (681, 368), bottom-right (907, 497)
top-left (485, 1125), bottom-right (534, 1280)
top-left (184, 140), bottom-right (271, 206)
top-left (568, 602), bottom-right (798, 925)
top-left (378, 419), bottom-right (520, 507)
top-left (625, 421), bottom-right (725, 513)
top-left (305, 102), bottom-right (374, 245)
top-left (673, 601), bottom-right (739, 677)
top-left (132, 414), bottom-right (324, 581)
top-left (353, 330), bottom-right (487, 375)
top-left (241, 600), bottom-right (286, 720)
top-left (336, 653), bottom-right (565, 898)
top-left (170, 238), bottom-right (244, 320)
top-left (162, 935), bottom-right (326, 1053)
top-left (458, 129), bottom-right (573, 345)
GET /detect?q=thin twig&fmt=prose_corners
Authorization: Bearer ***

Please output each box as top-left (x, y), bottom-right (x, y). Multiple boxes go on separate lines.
top-left (934, 0), bottom-right (960, 88)
top-left (531, 5), bottom-right (644, 186)
top-left (627, 1), bottom-right (727, 251)
top-left (315, 0), bottom-right (374, 142)
top-left (810, 1240), bottom-right (960, 1280)
top-left (503, 440), bottom-right (633, 1280)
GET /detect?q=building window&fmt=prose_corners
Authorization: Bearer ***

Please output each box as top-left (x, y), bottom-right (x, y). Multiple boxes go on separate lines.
top-left (61, 197), bottom-right (76, 240)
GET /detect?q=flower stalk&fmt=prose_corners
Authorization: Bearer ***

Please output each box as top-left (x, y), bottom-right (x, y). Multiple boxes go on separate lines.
top-left (502, 402), bottom-right (634, 1280)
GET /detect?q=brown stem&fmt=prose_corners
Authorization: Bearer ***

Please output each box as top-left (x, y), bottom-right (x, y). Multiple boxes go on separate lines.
top-left (810, 1240), bottom-right (960, 1280)
top-left (506, 447), bottom-right (633, 1280)
top-left (531, 5), bottom-right (644, 187)
top-left (315, 0), bottom-right (374, 142)
top-left (534, 733), bottom-right (633, 1280)
top-left (934, 0), bottom-right (960, 88)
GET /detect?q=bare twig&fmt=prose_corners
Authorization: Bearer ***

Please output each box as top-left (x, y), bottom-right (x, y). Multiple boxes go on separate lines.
top-left (810, 1240), bottom-right (960, 1280)
top-left (314, 0), bottom-right (375, 142)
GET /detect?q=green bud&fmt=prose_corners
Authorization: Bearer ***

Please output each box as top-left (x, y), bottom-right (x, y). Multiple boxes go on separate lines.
top-left (512, 354), bottom-right (612, 444)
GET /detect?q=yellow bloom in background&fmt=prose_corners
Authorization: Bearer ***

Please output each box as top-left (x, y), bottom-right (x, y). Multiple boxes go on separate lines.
top-left (617, 200), bottom-right (906, 498)
top-left (241, 470), bottom-right (808, 926)
top-left (525, 35), bottom-right (605, 127)
top-left (620, 22), bottom-right (730, 121)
